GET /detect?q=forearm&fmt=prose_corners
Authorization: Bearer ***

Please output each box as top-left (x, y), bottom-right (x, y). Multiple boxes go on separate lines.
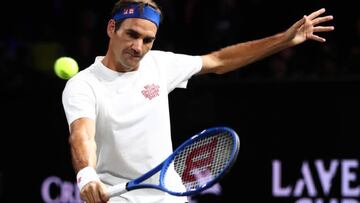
top-left (68, 118), bottom-right (97, 173)
top-left (69, 134), bottom-right (97, 173)
top-left (201, 31), bottom-right (292, 75)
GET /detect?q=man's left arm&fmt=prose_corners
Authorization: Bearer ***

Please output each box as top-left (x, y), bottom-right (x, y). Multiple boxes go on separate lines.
top-left (199, 8), bottom-right (334, 75)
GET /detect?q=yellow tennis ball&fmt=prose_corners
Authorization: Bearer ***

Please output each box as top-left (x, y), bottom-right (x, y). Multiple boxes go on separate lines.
top-left (54, 57), bottom-right (79, 80)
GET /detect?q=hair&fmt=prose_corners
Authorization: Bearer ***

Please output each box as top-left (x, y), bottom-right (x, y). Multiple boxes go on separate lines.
top-left (111, 0), bottom-right (163, 31)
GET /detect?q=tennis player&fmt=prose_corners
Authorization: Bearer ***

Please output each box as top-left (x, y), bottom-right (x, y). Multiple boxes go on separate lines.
top-left (61, 0), bottom-right (334, 202)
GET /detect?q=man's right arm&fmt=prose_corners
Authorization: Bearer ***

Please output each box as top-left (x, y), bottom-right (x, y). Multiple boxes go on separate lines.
top-left (69, 117), bottom-right (97, 172)
top-left (69, 117), bottom-right (109, 202)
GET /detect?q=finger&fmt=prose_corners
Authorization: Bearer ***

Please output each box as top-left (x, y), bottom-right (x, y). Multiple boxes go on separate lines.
top-left (86, 191), bottom-right (96, 203)
top-left (80, 191), bottom-right (90, 203)
top-left (82, 195), bottom-right (91, 203)
top-left (308, 34), bottom-right (326, 42)
top-left (99, 190), bottom-right (110, 202)
top-left (307, 8), bottom-right (326, 20)
top-left (98, 183), bottom-right (110, 202)
top-left (93, 189), bottom-right (108, 203)
top-left (313, 26), bottom-right (335, 33)
top-left (312, 15), bottom-right (334, 26)
top-left (82, 183), bottom-right (97, 203)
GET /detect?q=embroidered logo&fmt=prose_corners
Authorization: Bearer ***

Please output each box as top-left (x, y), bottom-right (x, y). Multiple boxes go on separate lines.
top-left (142, 84), bottom-right (160, 100)
top-left (123, 8), bottom-right (134, 15)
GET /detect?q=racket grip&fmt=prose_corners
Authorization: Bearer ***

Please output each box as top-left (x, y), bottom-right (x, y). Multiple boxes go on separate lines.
top-left (108, 182), bottom-right (128, 197)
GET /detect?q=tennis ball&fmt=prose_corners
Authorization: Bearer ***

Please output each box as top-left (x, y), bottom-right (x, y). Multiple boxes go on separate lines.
top-left (54, 57), bottom-right (79, 80)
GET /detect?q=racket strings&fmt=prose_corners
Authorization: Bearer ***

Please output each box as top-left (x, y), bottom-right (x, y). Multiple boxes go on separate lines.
top-left (164, 132), bottom-right (235, 192)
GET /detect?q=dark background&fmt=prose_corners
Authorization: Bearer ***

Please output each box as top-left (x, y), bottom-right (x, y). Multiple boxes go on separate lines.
top-left (1, 0), bottom-right (360, 202)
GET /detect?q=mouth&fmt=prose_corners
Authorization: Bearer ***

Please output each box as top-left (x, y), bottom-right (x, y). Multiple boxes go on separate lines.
top-left (125, 49), bottom-right (141, 58)
top-left (131, 55), bottom-right (142, 60)
top-left (125, 53), bottom-right (142, 62)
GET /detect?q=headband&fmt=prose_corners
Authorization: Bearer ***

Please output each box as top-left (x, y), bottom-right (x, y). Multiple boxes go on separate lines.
top-left (113, 4), bottom-right (161, 27)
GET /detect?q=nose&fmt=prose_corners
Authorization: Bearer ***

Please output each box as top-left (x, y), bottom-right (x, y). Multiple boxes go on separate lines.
top-left (131, 39), bottom-right (143, 53)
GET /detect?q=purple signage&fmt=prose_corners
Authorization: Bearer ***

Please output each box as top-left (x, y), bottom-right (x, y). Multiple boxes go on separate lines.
top-left (272, 159), bottom-right (360, 203)
top-left (41, 176), bottom-right (81, 203)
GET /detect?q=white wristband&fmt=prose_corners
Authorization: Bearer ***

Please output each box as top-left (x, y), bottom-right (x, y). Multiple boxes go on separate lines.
top-left (76, 166), bottom-right (100, 191)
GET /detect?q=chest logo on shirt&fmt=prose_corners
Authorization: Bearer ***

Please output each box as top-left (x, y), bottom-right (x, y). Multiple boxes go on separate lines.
top-left (142, 84), bottom-right (160, 100)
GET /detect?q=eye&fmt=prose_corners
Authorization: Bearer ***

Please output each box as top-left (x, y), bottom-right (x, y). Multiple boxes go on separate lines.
top-left (143, 37), bottom-right (155, 44)
top-left (126, 30), bottom-right (140, 39)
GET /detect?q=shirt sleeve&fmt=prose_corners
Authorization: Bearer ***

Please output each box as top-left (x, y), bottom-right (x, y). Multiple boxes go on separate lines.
top-left (150, 51), bottom-right (203, 92)
top-left (62, 78), bottom-right (96, 126)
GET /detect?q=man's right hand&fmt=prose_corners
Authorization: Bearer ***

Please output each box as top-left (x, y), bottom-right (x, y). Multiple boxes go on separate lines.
top-left (80, 181), bottom-right (110, 203)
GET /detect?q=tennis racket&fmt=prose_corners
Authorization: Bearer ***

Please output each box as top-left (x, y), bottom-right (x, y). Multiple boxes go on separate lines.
top-left (107, 126), bottom-right (240, 197)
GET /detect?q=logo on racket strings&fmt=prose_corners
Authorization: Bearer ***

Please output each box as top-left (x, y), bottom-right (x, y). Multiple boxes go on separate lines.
top-left (182, 138), bottom-right (218, 183)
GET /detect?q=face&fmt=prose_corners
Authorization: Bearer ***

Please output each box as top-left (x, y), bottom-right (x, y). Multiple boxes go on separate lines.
top-left (107, 18), bottom-right (157, 72)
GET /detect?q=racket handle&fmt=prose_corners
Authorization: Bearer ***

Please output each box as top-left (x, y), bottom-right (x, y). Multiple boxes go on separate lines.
top-left (107, 182), bottom-right (128, 197)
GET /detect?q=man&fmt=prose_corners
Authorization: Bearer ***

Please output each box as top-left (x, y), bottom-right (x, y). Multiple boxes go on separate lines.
top-left (62, 0), bottom-right (334, 202)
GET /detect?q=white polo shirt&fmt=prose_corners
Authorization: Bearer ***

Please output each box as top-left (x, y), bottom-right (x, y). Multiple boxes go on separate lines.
top-left (62, 50), bottom-right (202, 202)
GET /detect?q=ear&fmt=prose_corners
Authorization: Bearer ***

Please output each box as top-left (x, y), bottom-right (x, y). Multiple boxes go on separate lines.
top-left (107, 19), bottom-right (116, 37)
